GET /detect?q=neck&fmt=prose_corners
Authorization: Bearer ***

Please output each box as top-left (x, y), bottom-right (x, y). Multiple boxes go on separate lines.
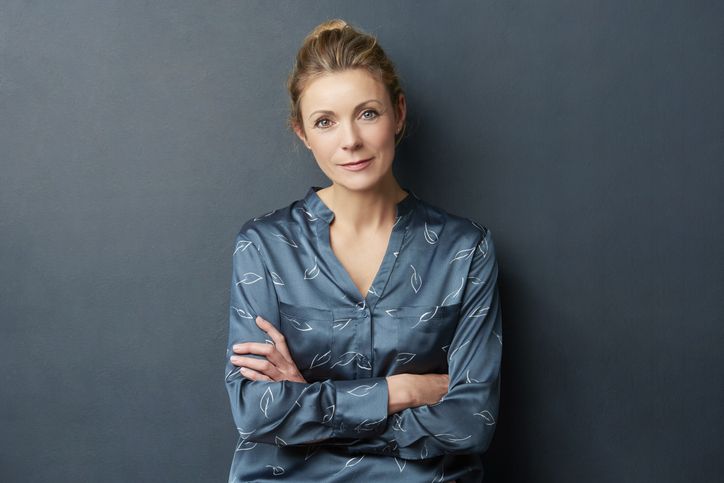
top-left (318, 177), bottom-right (407, 232)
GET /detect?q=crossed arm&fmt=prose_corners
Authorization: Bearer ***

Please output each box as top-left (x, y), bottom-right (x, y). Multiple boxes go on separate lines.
top-left (230, 316), bottom-right (450, 415)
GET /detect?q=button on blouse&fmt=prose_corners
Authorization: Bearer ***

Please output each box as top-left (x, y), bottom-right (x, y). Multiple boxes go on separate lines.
top-left (225, 188), bottom-right (502, 482)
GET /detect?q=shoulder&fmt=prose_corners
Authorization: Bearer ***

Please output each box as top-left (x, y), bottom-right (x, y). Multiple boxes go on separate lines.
top-left (235, 197), bottom-right (307, 248)
top-left (414, 198), bottom-right (489, 244)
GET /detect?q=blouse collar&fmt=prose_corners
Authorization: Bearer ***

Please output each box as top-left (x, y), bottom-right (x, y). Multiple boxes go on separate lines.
top-left (303, 187), bottom-right (419, 224)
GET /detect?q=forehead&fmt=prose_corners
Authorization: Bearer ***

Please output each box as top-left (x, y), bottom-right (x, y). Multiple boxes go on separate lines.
top-left (299, 69), bottom-right (389, 116)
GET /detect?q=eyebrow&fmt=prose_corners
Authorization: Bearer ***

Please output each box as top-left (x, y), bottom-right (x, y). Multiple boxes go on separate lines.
top-left (307, 99), bottom-right (384, 121)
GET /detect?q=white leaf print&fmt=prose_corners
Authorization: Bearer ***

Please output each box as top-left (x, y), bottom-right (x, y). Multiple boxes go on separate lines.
top-left (395, 457), bottom-right (406, 472)
top-left (368, 286), bottom-right (379, 296)
top-left (322, 405), bottom-right (335, 423)
top-left (410, 265), bottom-right (422, 293)
top-left (310, 351), bottom-right (331, 369)
top-left (287, 317), bottom-right (313, 332)
top-left (441, 345), bottom-right (450, 353)
top-left (355, 417), bottom-right (384, 432)
top-left (385, 309), bottom-right (398, 316)
top-left (270, 272), bottom-right (284, 286)
top-left (478, 237), bottom-right (489, 258)
top-left (412, 306), bottom-right (438, 328)
top-left (467, 276), bottom-right (485, 285)
top-left (304, 257), bottom-right (320, 279)
top-left (298, 208), bottom-right (317, 222)
top-left (253, 210), bottom-right (275, 221)
top-left (273, 233), bottom-right (298, 248)
top-left (466, 370), bottom-right (479, 384)
top-left (235, 440), bottom-right (257, 451)
top-left (333, 318), bottom-right (351, 330)
top-left (357, 357), bottom-right (371, 371)
top-left (393, 216), bottom-right (402, 227)
top-left (396, 353), bottom-right (416, 364)
top-left (421, 441), bottom-right (429, 459)
top-left (355, 300), bottom-right (366, 311)
top-left (266, 465), bottom-right (284, 476)
top-left (225, 367), bottom-right (241, 381)
top-left (493, 330), bottom-right (503, 345)
top-left (423, 222), bottom-right (439, 244)
top-left (432, 468), bottom-right (446, 483)
top-left (469, 306), bottom-right (490, 318)
top-left (305, 445), bottom-right (321, 460)
top-left (435, 433), bottom-right (472, 442)
top-left (331, 352), bottom-right (360, 368)
top-left (474, 410), bottom-right (496, 426)
top-left (392, 414), bottom-right (405, 431)
top-left (334, 456), bottom-right (365, 475)
top-left (233, 240), bottom-right (252, 254)
top-left (237, 428), bottom-right (256, 439)
top-left (441, 277), bottom-right (465, 306)
top-left (450, 247), bottom-right (476, 264)
top-left (265, 339), bottom-right (275, 346)
top-left (231, 306), bottom-right (253, 319)
top-left (347, 383), bottom-right (378, 397)
top-left (260, 387), bottom-right (274, 418)
top-left (275, 436), bottom-right (287, 447)
top-left (237, 272), bottom-right (263, 285)
top-left (393, 252), bottom-right (399, 257)
top-left (449, 340), bottom-right (471, 361)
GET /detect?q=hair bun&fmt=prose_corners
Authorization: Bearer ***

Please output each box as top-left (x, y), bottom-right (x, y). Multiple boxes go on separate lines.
top-left (308, 19), bottom-right (348, 40)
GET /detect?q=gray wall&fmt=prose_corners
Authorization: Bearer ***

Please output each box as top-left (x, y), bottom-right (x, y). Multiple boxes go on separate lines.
top-left (1, 1), bottom-right (722, 481)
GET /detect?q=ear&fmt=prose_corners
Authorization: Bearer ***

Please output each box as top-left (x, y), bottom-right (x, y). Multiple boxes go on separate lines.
top-left (293, 123), bottom-right (311, 149)
top-left (395, 94), bottom-right (407, 132)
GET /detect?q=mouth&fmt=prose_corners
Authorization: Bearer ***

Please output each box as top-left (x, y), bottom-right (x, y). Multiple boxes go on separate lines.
top-left (339, 158), bottom-right (373, 171)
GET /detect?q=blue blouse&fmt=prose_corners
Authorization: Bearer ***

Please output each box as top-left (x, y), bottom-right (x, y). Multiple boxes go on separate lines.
top-left (225, 188), bottom-right (502, 482)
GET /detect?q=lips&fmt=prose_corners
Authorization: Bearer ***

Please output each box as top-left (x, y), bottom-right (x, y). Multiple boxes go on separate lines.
top-left (339, 158), bottom-right (373, 171)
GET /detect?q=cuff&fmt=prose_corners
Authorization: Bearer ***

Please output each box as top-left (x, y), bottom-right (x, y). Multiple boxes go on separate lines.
top-left (331, 377), bottom-right (389, 438)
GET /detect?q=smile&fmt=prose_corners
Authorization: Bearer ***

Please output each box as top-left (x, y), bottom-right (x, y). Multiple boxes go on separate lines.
top-left (339, 158), bottom-right (373, 171)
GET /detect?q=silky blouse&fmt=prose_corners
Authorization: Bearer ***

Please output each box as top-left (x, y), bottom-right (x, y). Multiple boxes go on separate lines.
top-left (225, 188), bottom-right (502, 482)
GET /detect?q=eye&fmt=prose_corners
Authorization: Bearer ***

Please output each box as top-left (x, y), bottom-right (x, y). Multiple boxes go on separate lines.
top-left (360, 109), bottom-right (379, 120)
top-left (314, 118), bottom-right (333, 129)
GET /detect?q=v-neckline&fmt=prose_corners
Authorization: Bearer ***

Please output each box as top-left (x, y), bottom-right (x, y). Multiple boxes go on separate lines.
top-left (304, 188), bottom-right (419, 311)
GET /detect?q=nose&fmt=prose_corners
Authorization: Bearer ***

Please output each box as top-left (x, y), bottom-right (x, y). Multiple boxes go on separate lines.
top-left (341, 122), bottom-right (362, 151)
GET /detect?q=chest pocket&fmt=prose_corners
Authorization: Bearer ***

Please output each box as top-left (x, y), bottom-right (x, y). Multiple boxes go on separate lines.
top-left (385, 304), bottom-right (461, 374)
top-left (278, 302), bottom-right (333, 383)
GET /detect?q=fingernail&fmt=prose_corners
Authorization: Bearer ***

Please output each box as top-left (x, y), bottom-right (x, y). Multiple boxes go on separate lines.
top-left (240, 367), bottom-right (247, 373)
top-left (230, 356), bottom-right (240, 363)
top-left (233, 344), bottom-right (241, 351)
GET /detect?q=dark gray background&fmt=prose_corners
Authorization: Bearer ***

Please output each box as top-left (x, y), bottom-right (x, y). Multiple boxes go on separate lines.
top-left (1, 1), bottom-right (722, 481)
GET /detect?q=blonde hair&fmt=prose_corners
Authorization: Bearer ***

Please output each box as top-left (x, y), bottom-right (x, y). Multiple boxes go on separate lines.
top-left (287, 20), bottom-right (406, 143)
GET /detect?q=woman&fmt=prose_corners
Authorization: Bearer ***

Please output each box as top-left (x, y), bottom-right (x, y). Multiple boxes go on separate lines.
top-left (225, 20), bottom-right (501, 482)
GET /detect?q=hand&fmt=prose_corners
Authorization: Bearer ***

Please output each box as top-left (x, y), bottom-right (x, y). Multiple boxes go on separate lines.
top-left (386, 373), bottom-right (449, 415)
top-left (230, 317), bottom-right (307, 383)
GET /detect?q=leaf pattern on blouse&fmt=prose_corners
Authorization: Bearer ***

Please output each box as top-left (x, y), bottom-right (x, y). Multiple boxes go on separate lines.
top-left (273, 233), bottom-right (298, 248)
top-left (304, 257), bottom-right (320, 280)
top-left (225, 188), bottom-right (501, 482)
top-left (334, 456), bottom-right (365, 475)
top-left (410, 265), bottom-right (422, 293)
top-left (424, 222), bottom-right (439, 244)
top-left (474, 410), bottom-right (496, 426)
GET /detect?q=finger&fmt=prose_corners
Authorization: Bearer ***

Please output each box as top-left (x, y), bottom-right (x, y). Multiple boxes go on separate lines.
top-left (255, 317), bottom-right (295, 362)
top-left (230, 356), bottom-right (281, 381)
top-left (233, 342), bottom-right (291, 373)
top-left (239, 366), bottom-right (272, 382)
top-left (233, 341), bottom-right (275, 355)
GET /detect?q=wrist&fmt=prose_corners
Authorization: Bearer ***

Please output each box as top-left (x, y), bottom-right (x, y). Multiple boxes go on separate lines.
top-left (386, 374), bottom-right (413, 414)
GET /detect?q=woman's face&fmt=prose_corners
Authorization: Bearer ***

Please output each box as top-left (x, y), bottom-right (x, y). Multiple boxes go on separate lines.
top-left (294, 69), bottom-right (406, 193)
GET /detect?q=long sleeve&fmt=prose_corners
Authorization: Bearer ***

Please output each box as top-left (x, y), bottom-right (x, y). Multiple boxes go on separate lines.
top-left (342, 229), bottom-right (502, 459)
top-left (225, 233), bottom-right (390, 447)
